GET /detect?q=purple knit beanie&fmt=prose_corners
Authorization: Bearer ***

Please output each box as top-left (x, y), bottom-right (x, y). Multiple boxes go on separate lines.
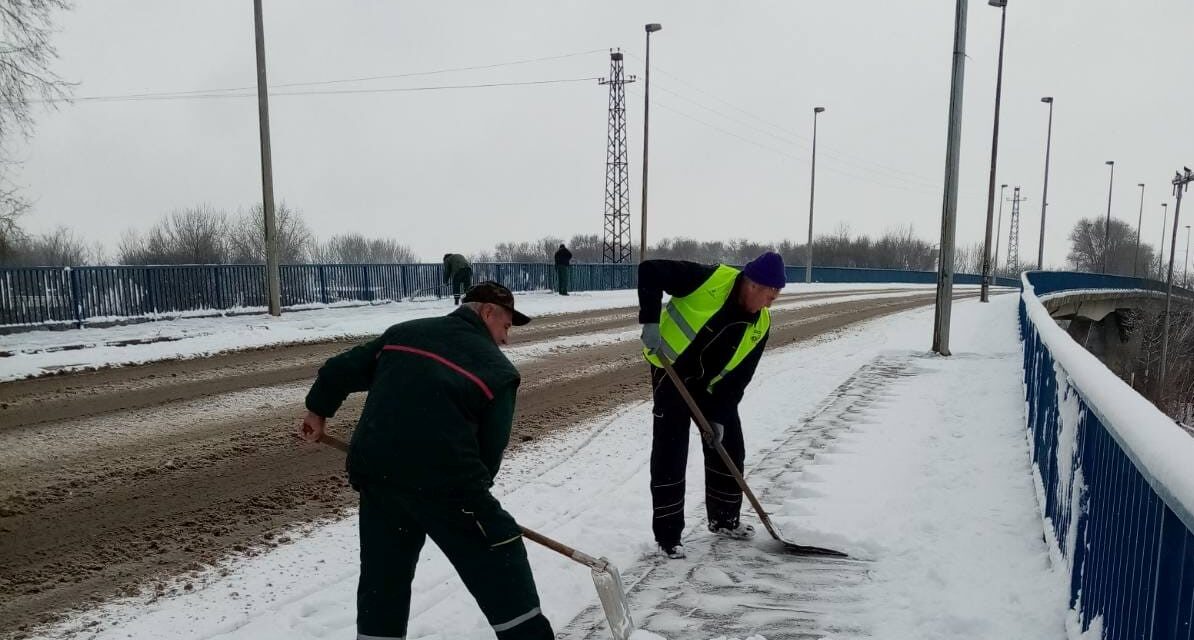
top-left (742, 251), bottom-right (786, 289)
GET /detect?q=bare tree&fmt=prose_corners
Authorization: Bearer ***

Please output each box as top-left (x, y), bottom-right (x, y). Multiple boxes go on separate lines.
top-left (566, 234), bottom-right (604, 262)
top-left (227, 202), bottom-right (313, 264)
top-left (311, 233), bottom-right (416, 264)
top-left (0, 224), bottom-right (86, 265)
top-left (1067, 216), bottom-right (1157, 276)
top-left (118, 206), bottom-right (230, 265)
top-left (0, 0), bottom-right (73, 253)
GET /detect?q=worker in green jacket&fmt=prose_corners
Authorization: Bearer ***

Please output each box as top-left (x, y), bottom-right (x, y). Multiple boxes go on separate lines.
top-left (298, 282), bottom-right (553, 640)
top-left (443, 253), bottom-right (473, 305)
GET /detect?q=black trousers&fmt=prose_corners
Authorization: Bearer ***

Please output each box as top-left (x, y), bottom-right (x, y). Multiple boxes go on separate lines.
top-left (450, 267), bottom-right (473, 304)
top-left (356, 483), bottom-right (554, 640)
top-left (649, 366), bottom-right (746, 547)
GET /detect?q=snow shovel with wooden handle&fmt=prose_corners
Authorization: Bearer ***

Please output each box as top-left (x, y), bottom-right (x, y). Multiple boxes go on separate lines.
top-left (659, 361), bottom-right (848, 558)
top-left (311, 433), bottom-right (637, 640)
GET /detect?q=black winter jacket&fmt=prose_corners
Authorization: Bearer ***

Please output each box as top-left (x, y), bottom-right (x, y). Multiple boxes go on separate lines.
top-left (305, 307), bottom-right (519, 493)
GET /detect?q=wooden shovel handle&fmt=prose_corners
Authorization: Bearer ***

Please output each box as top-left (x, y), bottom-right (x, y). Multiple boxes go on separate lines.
top-left (309, 431), bottom-right (606, 570)
top-left (658, 361), bottom-right (782, 540)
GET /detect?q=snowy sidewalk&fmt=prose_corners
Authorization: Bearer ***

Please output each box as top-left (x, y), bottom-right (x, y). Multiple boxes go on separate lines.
top-left (33, 293), bottom-right (1065, 640)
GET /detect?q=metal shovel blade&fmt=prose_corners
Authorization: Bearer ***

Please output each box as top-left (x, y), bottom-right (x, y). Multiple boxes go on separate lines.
top-left (590, 559), bottom-right (635, 640)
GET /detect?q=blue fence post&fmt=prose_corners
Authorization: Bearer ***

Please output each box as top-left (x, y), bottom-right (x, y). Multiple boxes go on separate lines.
top-left (67, 267), bottom-right (83, 328)
top-left (213, 266), bottom-right (225, 310)
top-left (361, 264), bottom-right (372, 302)
top-left (144, 267), bottom-right (157, 315)
top-left (318, 265), bottom-right (329, 304)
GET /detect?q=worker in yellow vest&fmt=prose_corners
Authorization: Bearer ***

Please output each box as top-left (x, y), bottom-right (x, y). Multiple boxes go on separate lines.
top-left (638, 251), bottom-right (784, 559)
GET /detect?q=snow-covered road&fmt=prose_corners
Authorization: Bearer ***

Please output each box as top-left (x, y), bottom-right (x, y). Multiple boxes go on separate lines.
top-left (34, 292), bottom-right (1066, 640)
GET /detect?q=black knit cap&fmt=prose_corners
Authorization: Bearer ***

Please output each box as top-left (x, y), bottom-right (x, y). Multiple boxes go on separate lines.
top-left (462, 281), bottom-right (531, 326)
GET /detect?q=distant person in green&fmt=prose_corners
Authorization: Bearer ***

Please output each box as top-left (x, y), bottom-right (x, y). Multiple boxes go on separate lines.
top-left (443, 253), bottom-right (473, 304)
top-left (553, 244), bottom-right (573, 296)
top-left (298, 282), bottom-right (554, 640)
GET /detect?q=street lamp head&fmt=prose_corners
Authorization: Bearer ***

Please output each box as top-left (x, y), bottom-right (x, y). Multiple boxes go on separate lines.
top-left (988, 0), bottom-right (1007, 7)
top-left (645, 23), bottom-right (662, 33)
top-left (1041, 96), bottom-right (1053, 103)
top-left (1139, 183), bottom-right (1145, 188)
top-left (814, 106), bottom-right (825, 113)
top-left (1001, 183), bottom-right (1008, 189)
top-left (1106, 161), bottom-right (1115, 167)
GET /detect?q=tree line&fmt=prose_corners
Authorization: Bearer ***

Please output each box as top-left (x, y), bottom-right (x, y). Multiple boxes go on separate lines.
top-left (0, 205), bottom-right (1175, 284)
top-left (1, 204), bottom-right (417, 267)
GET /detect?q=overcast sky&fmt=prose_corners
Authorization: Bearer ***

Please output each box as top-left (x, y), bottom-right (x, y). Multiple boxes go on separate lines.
top-left (12, 1), bottom-right (1194, 267)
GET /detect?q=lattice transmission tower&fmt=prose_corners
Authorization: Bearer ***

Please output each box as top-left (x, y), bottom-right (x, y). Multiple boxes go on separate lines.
top-left (1007, 186), bottom-right (1027, 274)
top-left (599, 50), bottom-right (635, 264)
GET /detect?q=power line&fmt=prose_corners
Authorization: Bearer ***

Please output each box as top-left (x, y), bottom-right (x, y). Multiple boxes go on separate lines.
top-left (650, 83), bottom-right (939, 190)
top-left (628, 85), bottom-right (937, 195)
top-left (33, 76), bottom-right (605, 104)
top-left (36, 48), bottom-right (608, 103)
top-left (623, 51), bottom-right (940, 188)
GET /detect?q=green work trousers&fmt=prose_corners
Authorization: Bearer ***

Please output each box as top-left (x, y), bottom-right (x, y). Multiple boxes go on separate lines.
top-left (555, 265), bottom-right (570, 295)
top-left (356, 483), bottom-right (553, 640)
top-left (450, 267), bottom-right (473, 304)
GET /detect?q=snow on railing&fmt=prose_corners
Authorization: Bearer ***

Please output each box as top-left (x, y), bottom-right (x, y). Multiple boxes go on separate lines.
top-left (1020, 271), bottom-right (1194, 639)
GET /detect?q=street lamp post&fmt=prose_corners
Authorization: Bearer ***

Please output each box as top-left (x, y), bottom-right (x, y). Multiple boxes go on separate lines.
top-left (1134, 183), bottom-right (1146, 276)
top-left (805, 106), bottom-right (826, 284)
top-left (994, 184), bottom-right (1007, 279)
top-left (638, 23), bottom-right (662, 263)
top-left (1037, 97), bottom-right (1054, 270)
top-left (253, 0), bottom-right (281, 316)
top-left (932, 0), bottom-right (969, 356)
top-left (980, 0), bottom-right (1009, 303)
top-left (1159, 202), bottom-right (1169, 280)
top-left (1103, 160), bottom-right (1115, 273)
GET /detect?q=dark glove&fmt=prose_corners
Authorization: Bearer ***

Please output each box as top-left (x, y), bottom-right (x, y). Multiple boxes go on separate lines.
top-left (640, 323), bottom-right (662, 353)
top-left (703, 421), bottom-right (725, 447)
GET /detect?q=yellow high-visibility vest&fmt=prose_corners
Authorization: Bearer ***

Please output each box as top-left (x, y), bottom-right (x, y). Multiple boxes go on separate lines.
top-left (644, 265), bottom-right (770, 391)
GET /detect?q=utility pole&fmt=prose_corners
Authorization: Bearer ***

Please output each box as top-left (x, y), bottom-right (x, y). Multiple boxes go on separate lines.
top-left (933, 0), bottom-right (968, 356)
top-left (1134, 183), bottom-right (1145, 277)
top-left (1159, 202), bottom-right (1169, 280)
top-left (639, 23), bottom-right (662, 262)
top-left (980, 0), bottom-right (1008, 303)
top-left (599, 51), bottom-right (635, 268)
top-left (994, 184), bottom-right (1007, 281)
top-left (1037, 97), bottom-right (1054, 270)
top-left (253, 0), bottom-right (281, 316)
top-left (1159, 168), bottom-right (1192, 398)
top-left (1186, 225), bottom-right (1192, 287)
top-left (805, 106), bottom-right (826, 284)
top-left (1007, 187), bottom-right (1025, 274)
top-left (1103, 160), bottom-right (1115, 274)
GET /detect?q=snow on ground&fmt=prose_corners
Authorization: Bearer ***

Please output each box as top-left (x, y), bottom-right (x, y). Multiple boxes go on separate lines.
top-left (0, 283), bottom-right (968, 382)
top-left (32, 291), bottom-right (1059, 640)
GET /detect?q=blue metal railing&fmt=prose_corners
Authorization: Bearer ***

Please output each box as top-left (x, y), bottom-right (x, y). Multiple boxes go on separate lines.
top-left (0, 261), bottom-right (1005, 330)
top-left (1020, 270), bottom-right (1194, 638)
top-left (0, 263), bottom-right (640, 329)
top-left (790, 265), bottom-right (1019, 288)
